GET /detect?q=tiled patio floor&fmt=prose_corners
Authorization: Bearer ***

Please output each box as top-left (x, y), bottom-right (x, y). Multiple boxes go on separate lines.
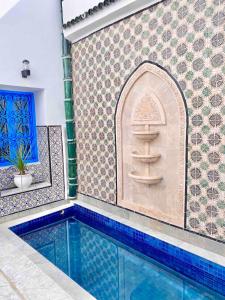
top-left (0, 271), bottom-right (22, 300)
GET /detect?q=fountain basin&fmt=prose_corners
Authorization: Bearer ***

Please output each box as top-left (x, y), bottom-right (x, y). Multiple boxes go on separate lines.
top-left (132, 130), bottom-right (159, 141)
top-left (128, 172), bottom-right (163, 185)
top-left (131, 152), bottom-right (161, 163)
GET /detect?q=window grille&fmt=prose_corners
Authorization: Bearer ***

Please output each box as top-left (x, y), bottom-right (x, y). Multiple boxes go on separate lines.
top-left (0, 90), bottom-right (38, 166)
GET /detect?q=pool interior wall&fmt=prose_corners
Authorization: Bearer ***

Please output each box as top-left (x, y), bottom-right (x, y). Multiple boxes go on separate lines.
top-left (11, 204), bottom-right (225, 297)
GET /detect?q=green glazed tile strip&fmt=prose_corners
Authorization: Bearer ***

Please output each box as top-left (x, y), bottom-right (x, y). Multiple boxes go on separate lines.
top-left (64, 101), bottom-right (74, 120)
top-left (62, 34), bottom-right (77, 198)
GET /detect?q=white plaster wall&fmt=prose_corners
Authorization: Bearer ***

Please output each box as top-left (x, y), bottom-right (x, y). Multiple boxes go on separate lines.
top-left (0, 0), bottom-right (65, 126)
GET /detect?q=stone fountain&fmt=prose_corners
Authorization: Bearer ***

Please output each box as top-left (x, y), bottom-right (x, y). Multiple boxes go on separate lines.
top-left (116, 62), bottom-right (186, 227)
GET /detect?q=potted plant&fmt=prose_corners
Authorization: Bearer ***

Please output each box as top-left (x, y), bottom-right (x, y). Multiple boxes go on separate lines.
top-left (4, 145), bottom-right (33, 189)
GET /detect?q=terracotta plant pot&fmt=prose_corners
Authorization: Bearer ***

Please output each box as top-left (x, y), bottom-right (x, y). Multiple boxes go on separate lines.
top-left (14, 174), bottom-right (33, 189)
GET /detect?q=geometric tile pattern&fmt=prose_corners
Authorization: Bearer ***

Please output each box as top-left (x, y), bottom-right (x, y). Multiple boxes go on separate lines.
top-left (22, 220), bottom-right (69, 275)
top-left (29, 127), bottom-right (51, 184)
top-left (79, 224), bottom-right (119, 300)
top-left (73, 204), bottom-right (225, 297)
top-left (72, 0), bottom-right (225, 241)
top-left (0, 126), bottom-right (51, 190)
top-left (0, 126), bottom-right (65, 217)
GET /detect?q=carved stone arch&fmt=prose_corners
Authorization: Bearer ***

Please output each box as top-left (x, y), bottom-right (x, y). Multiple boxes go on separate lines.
top-left (132, 91), bottom-right (166, 125)
top-left (116, 62), bottom-right (187, 227)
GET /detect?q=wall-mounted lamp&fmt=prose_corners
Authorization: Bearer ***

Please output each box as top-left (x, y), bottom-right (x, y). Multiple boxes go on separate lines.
top-left (21, 60), bottom-right (31, 78)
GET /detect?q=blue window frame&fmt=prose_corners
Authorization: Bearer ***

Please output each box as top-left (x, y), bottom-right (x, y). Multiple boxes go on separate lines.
top-left (0, 90), bottom-right (38, 166)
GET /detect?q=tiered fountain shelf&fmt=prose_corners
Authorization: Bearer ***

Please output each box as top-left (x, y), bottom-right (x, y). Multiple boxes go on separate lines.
top-left (129, 128), bottom-right (162, 185)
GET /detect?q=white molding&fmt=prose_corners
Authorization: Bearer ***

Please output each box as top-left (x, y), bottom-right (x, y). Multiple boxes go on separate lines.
top-left (0, 0), bottom-right (20, 19)
top-left (63, 0), bottom-right (161, 43)
top-left (1, 181), bottom-right (51, 197)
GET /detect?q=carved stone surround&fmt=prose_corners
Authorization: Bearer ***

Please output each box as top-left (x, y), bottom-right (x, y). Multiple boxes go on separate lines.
top-left (116, 63), bottom-right (186, 227)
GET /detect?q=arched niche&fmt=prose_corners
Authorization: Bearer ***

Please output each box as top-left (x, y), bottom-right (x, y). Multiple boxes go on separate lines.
top-left (116, 62), bottom-right (187, 227)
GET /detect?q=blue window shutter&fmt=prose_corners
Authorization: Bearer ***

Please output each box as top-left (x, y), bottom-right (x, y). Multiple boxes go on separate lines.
top-left (0, 90), bottom-right (38, 166)
top-left (0, 92), bottom-right (10, 165)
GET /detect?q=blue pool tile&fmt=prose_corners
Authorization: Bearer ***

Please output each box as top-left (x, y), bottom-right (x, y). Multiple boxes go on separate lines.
top-left (11, 207), bottom-right (74, 235)
top-left (72, 204), bottom-right (225, 296)
top-left (10, 204), bottom-right (225, 297)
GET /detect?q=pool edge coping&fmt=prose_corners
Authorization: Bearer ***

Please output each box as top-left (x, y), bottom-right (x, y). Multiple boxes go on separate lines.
top-left (6, 200), bottom-right (225, 269)
top-left (2, 199), bottom-right (225, 298)
top-left (0, 201), bottom-right (96, 300)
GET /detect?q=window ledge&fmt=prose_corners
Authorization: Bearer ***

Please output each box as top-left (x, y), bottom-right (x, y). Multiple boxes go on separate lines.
top-left (1, 181), bottom-right (51, 197)
top-left (0, 161), bottom-right (41, 170)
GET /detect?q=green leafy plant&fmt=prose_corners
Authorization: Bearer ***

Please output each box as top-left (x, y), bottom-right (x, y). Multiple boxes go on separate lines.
top-left (3, 145), bottom-right (30, 175)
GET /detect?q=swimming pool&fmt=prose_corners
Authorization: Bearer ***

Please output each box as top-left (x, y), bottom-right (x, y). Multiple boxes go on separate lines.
top-left (11, 204), bottom-right (225, 300)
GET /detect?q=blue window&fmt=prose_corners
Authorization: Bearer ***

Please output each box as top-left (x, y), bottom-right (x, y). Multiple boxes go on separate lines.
top-left (0, 90), bottom-right (38, 166)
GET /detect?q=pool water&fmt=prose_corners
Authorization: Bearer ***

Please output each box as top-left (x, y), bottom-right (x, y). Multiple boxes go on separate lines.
top-left (20, 217), bottom-right (224, 300)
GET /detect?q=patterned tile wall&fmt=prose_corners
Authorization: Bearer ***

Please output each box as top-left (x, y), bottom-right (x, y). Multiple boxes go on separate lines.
top-left (0, 126), bottom-right (65, 217)
top-left (0, 127), bottom-right (51, 191)
top-left (72, 0), bottom-right (225, 241)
